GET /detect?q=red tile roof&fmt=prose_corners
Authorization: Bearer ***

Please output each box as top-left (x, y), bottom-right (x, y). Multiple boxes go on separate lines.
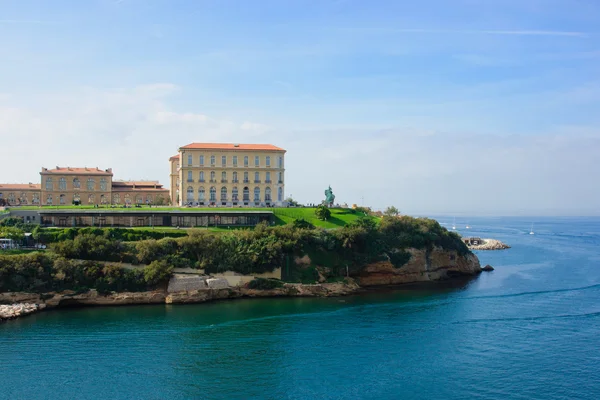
top-left (180, 143), bottom-right (285, 152)
top-left (111, 187), bottom-right (169, 193)
top-left (0, 183), bottom-right (41, 190)
top-left (169, 154), bottom-right (180, 161)
top-left (41, 167), bottom-right (113, 175)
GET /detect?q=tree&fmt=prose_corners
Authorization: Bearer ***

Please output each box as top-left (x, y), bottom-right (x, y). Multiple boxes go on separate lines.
top-left (384, 206), bottom-right (400, 217)
top-left (0, 226), bottom-right (24, 242)
top-left (315, 205), bottom-right (331, 221)
top-left (285, 197), bottom-right (299, 207)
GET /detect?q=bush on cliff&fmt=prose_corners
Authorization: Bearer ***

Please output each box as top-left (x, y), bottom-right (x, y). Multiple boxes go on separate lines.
top-left (247, 278), bottom-right (284, 290)
top-left (143, 260), bottom-right (173, 287)
top-left (0, 253), bottom-right (167, 293)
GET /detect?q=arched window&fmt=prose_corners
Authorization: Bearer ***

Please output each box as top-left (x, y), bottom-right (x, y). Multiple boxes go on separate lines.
top-left (100, 178), bottom-right (107, 191)
top-left (199, 171), bottom-right (204, 182)
top-left (113, 193), bottom-right (121, 204)
top-left (146, 195), bottom-right (152, 204)
top-left (232, 187), bottom-right (239, 201)
top-left (233, 171), bottom-right (238, 182)
top-left (73, 193), bottom-right (81, 203)
top-left (243, 187), bottom-right (250, 201)
top-left (59, 178), bottom-right (67, 190)
top-left (135, 195), bottom-right (143, 204)
top-left (87, 178), bottom-right (95, 191)
top-left (32, 193), bottom-right (40, 204)
top-left (266, 156), bottom-right (271, 167)
top-left (186, 186), bottom-right (194, 201)
top-left (278, 187), bottom-right (283, 202)
top-left (209, 187), bottom-right (216, 201)
top-left (88, 194), bottom-right (95, 204)
top-left (221, 171), bottom-right (227, 182)
top-left (254, 187), bottom-right (260, 202)
top-left (124, 194), bottom-right (131, 205)
top-left (100, 194), bottom-right (106, 204)
top-left (45, 177), bottom-right (53, 190)
top-left (73, 178), bottom-right (81, 189)
top-left (8, 193), bottom-right (15, 204)
top-left (221, 186), bottom-right (227, 201)
top-left (244, 172), bottom-right (249, 183)
top-left (198, 187), bottom-right (205, 201)
top-left (254, 172), bottom-right (260, 183)
top-left (265, 187), bottom-right (272, 201)
top-left (59, 194), bottom-right (65, 204)
top-left (19, 192), bottom-right (28, 205)
top-left (210, 171), bottom-right (216, 182)
top-left (244, 156), bottom-right (248, 167)
top-left (46, 194), bottom-right (53, 205)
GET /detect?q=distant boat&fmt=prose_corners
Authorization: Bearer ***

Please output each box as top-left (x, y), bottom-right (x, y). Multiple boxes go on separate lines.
top-left (529, 223), bottom-right (535, 235)
top-left (452, 217), bottom-right (456, 230)
top-left (465, 220), bottom-right (470, 229)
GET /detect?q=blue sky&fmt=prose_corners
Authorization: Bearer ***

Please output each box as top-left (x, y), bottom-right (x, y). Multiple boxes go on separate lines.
top-left (1, 0), bottom-right (599, 215)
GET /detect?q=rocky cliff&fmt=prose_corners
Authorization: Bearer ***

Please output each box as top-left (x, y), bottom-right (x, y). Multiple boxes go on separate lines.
top-left (357, 246), bottom-right (481, 286)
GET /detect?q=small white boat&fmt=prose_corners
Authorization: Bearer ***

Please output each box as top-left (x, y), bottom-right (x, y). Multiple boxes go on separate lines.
top-left (452, 217), bottom-right (456, 230)
top-left (465, 220), bottom-right (470, 229)
top-left (529, 223), bottom-right (534, 235)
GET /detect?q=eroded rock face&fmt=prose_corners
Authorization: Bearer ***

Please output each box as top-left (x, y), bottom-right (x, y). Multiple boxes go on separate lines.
top-left (357, 247), bottom-right (481, 286)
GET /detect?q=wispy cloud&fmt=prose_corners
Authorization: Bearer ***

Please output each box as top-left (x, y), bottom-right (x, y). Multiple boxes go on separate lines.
top-left (343, 28), bottom-right (588, 37)
top-left (0, 19), bottom-right (57, 24)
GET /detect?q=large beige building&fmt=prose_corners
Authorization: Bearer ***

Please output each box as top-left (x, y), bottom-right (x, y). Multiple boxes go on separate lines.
top-left (170, 143), bottom-right (286, 207)
top-left (0, 167), bottom-right (169, 206)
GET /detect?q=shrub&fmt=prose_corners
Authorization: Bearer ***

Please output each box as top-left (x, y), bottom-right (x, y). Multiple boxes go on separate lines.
top-left (315, 205), bottom-right (331, 221)
top-left (143, 260), bottom-right (174, 286)
top-left (247, 278), bottom-right (284, 290)
top-left (292, 218), bottom-right (315, 230)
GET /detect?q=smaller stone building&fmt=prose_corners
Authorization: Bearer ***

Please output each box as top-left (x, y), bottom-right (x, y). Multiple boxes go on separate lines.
top-left (0, 167), bottom-right (169, 206)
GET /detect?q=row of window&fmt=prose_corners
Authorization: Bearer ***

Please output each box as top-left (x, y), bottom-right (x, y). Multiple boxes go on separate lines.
top-left (186, 154), bottom-right (283, 168)
top-left (44, 177), bottom-right (108, 191)
top-left (185, 171), bottom-right (283, 184)
top-left (185, 186), bottom-right (283, 202)
top-left (0, 192), bottom-right (41, 205)
top-left (40, 193), bottom-right (164, 205)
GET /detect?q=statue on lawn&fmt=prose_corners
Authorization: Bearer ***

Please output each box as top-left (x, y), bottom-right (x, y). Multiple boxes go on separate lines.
top-left (324, 186), bottom-right (335, 207)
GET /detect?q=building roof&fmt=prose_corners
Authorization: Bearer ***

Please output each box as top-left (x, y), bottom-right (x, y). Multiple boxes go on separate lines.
top-left (179, 143), bottom-right (285, 152)
top-left (0, 183), bottom-right (41, 190)
top-left (41, 167), bottom-right (113, 175)
top-left (169, 154), bottom-right (180, 161)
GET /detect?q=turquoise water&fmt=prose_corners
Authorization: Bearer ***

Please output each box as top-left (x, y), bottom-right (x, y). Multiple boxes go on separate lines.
top-left (2, 217), bottom-right (600, 399)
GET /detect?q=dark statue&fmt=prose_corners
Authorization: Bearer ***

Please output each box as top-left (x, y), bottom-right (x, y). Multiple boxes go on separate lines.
top-left (324, 186), bottom-right (335, 207)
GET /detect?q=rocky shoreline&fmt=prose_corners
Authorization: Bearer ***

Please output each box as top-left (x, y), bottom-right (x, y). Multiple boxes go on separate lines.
top-left (467, 239), bottom-right (510, 250)
top-left (0, 303), bottom-right (45, 321)
top-left (1, 246), bottom-right (486, 322)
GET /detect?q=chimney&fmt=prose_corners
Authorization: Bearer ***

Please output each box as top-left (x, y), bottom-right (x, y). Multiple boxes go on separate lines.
top-left (56, 166), bottom-right (59, 170)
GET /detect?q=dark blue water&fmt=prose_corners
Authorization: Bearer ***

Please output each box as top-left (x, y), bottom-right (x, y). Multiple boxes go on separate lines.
top-left (2, 217), bottom-right (599, 400)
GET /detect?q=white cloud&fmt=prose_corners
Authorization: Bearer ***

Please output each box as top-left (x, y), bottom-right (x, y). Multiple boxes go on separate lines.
top-left (0, 84), bottom-right (598, 216)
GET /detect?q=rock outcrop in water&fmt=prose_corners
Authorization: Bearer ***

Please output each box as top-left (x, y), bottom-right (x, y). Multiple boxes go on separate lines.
top-left (0, 303), bottom-right (44, 321)
top-left (467, 239), bottom-right (510, 250)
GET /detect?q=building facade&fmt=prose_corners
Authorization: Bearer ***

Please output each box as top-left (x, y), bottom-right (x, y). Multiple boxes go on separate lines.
top-left (170, 143), bottom-right (286, 207)
top-left (0, 167), bottom-right (169, 206)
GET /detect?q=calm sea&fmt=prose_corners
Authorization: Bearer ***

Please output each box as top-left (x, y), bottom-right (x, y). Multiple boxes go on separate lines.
top-left (1, 217), bottom-right (599, 400)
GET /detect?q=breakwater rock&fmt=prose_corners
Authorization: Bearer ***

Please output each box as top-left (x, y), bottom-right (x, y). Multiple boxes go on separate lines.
top-left (467, 239), bottom-right (510, 251)
top-left (0, 303), bottom-right (44, 321)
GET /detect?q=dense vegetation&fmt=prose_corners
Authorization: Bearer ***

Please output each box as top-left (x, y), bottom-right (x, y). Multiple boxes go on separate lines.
top-left (1, 215), bottom-right (469, 292)
top-left (0, 252), bottom-right (172, 293)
